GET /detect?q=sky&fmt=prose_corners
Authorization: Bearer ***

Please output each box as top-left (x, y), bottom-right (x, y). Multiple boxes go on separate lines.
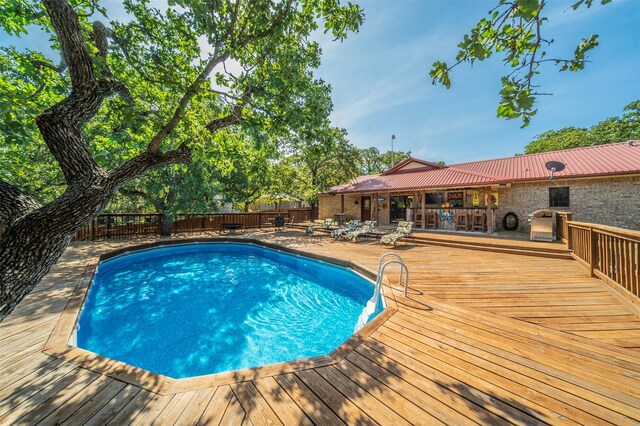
top-left (313, 0), bottom-right (640, 164)
top-left (3, 0), bottom-right (639, 165)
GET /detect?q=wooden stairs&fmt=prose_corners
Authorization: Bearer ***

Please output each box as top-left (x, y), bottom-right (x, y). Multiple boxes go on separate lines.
top-left (405, 232), bottom-right (571, 259)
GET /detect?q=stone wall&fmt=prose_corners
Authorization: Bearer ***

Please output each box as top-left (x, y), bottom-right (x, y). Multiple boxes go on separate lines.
top-left (318, 194), bottom-right (360, 222)
top-left (323, 175), bottom-right (639, 230)
top-left (319, 193), bottom-right (394, 226)
top-left (495, 175), bottom-right (640, 231)
top-left (373, 194), bottom-right (391, 226)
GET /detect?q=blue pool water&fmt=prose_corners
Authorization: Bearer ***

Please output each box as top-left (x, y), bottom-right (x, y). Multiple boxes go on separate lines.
top-left (77, 242), bottom-right (381, 378)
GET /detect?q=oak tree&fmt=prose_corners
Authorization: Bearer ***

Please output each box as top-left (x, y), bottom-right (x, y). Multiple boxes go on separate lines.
top-left (0, 0), bottom-right (362, 319)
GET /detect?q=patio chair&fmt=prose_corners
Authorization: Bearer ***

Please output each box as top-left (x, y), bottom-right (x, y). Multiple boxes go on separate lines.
top-left (305, 218), bottom-right (335, 235)
top-left (284, 216), bottom-right (295, 228)
top-left (380, 221), bottom-right (414, 246)
top-left (331, 220), bottom-right (360, 239)
top-left (274, 215), bottom-right (286, 231)
top-left (344, 220), bottom-right (377, 242)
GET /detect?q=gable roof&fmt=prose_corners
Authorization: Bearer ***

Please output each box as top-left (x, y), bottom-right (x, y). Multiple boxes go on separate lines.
top-left (381, 157), bottom-right (445, 175)
top-left (329, 141), bottom-right (640, 194)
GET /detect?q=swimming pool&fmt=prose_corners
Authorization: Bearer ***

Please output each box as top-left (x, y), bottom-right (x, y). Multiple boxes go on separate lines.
top-left (76, 242), bottom-right (382, 378)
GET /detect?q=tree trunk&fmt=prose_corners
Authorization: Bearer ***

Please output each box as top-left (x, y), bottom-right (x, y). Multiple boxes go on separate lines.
top-left (310, 202), bottom-right (318, 221)
top-left (0, 179), bottom-right (115, 320)
top-left (160, 214), bottom-right (174, 236)
top-left (244, 202), bottom-right (250, 212)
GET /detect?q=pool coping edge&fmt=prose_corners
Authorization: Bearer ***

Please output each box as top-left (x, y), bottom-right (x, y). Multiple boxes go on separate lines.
top-left (43, 237), bottom-right (398, 395)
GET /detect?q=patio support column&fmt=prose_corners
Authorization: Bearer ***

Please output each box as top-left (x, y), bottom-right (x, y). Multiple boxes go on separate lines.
top-left (421, 190), bottom-right (426, 229)
top-left (374, 193), bottom-right (378, 222)
top-left (340, 194), bottom-right (344, 213)
top-left (486, 187), bottom-right (492, 234)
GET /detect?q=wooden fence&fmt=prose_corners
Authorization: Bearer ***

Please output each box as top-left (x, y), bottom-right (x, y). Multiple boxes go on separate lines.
top-left (72, 209), bottom-right (311, 241)
top-left (567, 221), bottom-right (640, 302)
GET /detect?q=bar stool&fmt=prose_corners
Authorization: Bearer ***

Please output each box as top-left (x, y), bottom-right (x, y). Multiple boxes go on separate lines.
top-left (426, 212), bottom-right (437, 229)
top-left (455, 213), bottom-right (468, 231)
top-left (471, 213), bottom-right (486, 232)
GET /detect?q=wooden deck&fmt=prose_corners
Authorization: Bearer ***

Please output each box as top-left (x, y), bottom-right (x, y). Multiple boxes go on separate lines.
top-left (1, 231), bottom-right (640, 425)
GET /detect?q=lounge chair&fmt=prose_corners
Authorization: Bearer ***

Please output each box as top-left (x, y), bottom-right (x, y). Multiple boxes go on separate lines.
top-left (344, 220), bottom-right (377, 242)
top-left (380, 221), bottom-right (414, 246)
top-left (305, 218), bottom-right (335, 235)
top-left (331, 220), bottom-right (360, 239)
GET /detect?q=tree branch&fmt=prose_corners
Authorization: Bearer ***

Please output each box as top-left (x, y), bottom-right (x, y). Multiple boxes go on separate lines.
top-left (42, 0), bottom-right (95, 89)
top-left (119, 188), bottom-right (153, 202)
top-left (109, 143), bottom-right (193, 187)
top-left (205, 89), bottom-right (252, 132)
top-left (0, 180), bottom-right (43, 227)
top-left (37, 0), bottom-right (133, 184)
top-left (147, 52), bottom-right (228, 153)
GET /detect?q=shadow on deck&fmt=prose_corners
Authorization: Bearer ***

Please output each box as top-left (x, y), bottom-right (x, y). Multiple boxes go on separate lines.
top-left (1, 230), bottom-right (639, 424)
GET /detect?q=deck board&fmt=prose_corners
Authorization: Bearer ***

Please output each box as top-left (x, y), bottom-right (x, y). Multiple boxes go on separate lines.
top-left (1, 230), bottom-right (639, 425)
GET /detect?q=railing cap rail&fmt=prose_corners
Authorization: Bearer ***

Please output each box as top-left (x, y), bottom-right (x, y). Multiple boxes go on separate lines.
top-left (568, 221), bottom-right (640, 241)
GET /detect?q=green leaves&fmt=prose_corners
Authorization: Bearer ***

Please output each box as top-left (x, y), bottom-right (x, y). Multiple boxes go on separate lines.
top-left (430, 0), bottom-right (612, 127)
top-left (429, 61), bottom-right (450, 89)
top-left (1, 0), bottom-right (364, 214)
top-left (559, 34), bottom-right (599, 71)
top-left (358, 147), bottom-right (411, 174)
top-left (498, 76), bottom-right (537, 126)
top-left (524, 99), bottom-right (640, 154)
top-left (571, 0), bottom-right (612, 11)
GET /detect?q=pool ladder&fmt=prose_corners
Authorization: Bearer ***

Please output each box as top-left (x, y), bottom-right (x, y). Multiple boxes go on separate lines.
top-left (371, 253), bottom-right (409, 312)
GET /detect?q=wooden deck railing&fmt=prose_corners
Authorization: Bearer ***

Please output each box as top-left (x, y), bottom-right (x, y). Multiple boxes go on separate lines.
top-left (555, 211), bottom-right (573, 244)
top-left (72, 209), bottom-right (311, 241)
top-left (567, 221), bottom-right (640, 301)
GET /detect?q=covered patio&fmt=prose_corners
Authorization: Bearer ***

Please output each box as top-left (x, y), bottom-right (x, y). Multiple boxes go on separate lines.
top-left (320, 144), bottom-right (640, 234)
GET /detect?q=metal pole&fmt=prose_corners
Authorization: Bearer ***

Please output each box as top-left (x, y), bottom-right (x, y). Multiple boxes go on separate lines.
top-left (391, 134), bottom-right (396, 167)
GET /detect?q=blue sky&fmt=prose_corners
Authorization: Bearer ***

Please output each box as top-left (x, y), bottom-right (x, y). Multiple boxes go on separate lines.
top-left (314, 0), bottom-right (640, 164)
top-left (3, 1), bottom-right (639, 165)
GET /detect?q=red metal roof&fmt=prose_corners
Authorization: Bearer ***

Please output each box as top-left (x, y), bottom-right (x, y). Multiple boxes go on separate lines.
top-left (329, 141), bottom-right (640, 194)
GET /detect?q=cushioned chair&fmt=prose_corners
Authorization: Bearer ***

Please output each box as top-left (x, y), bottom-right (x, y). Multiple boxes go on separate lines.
top-left (380, 221), bottom-right (414, 246)
top-left (331, 220), bottom-right (361, 239)
top-left (344, 221), bottom-right (377, 242)
top-left (305, 218), bottom-right (335, 235)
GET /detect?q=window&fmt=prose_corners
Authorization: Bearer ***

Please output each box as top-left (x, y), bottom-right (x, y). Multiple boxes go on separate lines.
top-left (425, 192), bottom-right (443, 205)
top-left (549, 187), bottom-right (570, 207)
top-left (447, 191), bottom-right (464, 208)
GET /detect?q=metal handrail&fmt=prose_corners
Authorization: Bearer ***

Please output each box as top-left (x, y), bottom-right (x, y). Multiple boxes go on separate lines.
top-left (371, 253), bottom-right (409, 313)
top-left (379, 260), bottom-right (409, 298)
top-left (377, 252), bottom-right (404, 285)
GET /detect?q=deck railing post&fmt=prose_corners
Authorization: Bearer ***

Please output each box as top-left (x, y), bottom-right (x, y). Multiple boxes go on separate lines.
top-left (567, 222), bottom-right (573, 251)
top-left (590, 226), bottom-right (598, 277)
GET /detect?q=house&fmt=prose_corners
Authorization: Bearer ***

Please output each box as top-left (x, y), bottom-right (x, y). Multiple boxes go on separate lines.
top-left (320, 141), bottom-right (640, 232)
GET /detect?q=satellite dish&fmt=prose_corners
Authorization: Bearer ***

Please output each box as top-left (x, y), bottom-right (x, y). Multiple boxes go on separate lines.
top-left (545, 160), bottom-right (565, 180)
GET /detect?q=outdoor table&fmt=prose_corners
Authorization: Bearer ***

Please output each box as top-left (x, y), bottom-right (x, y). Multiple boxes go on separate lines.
top-left (219, 222), bottom-right (244, 234)
top-left (333, 213), bottom-right (347, 225)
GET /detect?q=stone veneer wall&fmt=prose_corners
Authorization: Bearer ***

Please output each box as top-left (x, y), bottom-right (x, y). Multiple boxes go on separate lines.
top-left (318, 194), bottom-right (393, 226)
top-left (495, 175), bottom-right (640, 231)
top-left (318, 194), bottom-right (360, 222)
